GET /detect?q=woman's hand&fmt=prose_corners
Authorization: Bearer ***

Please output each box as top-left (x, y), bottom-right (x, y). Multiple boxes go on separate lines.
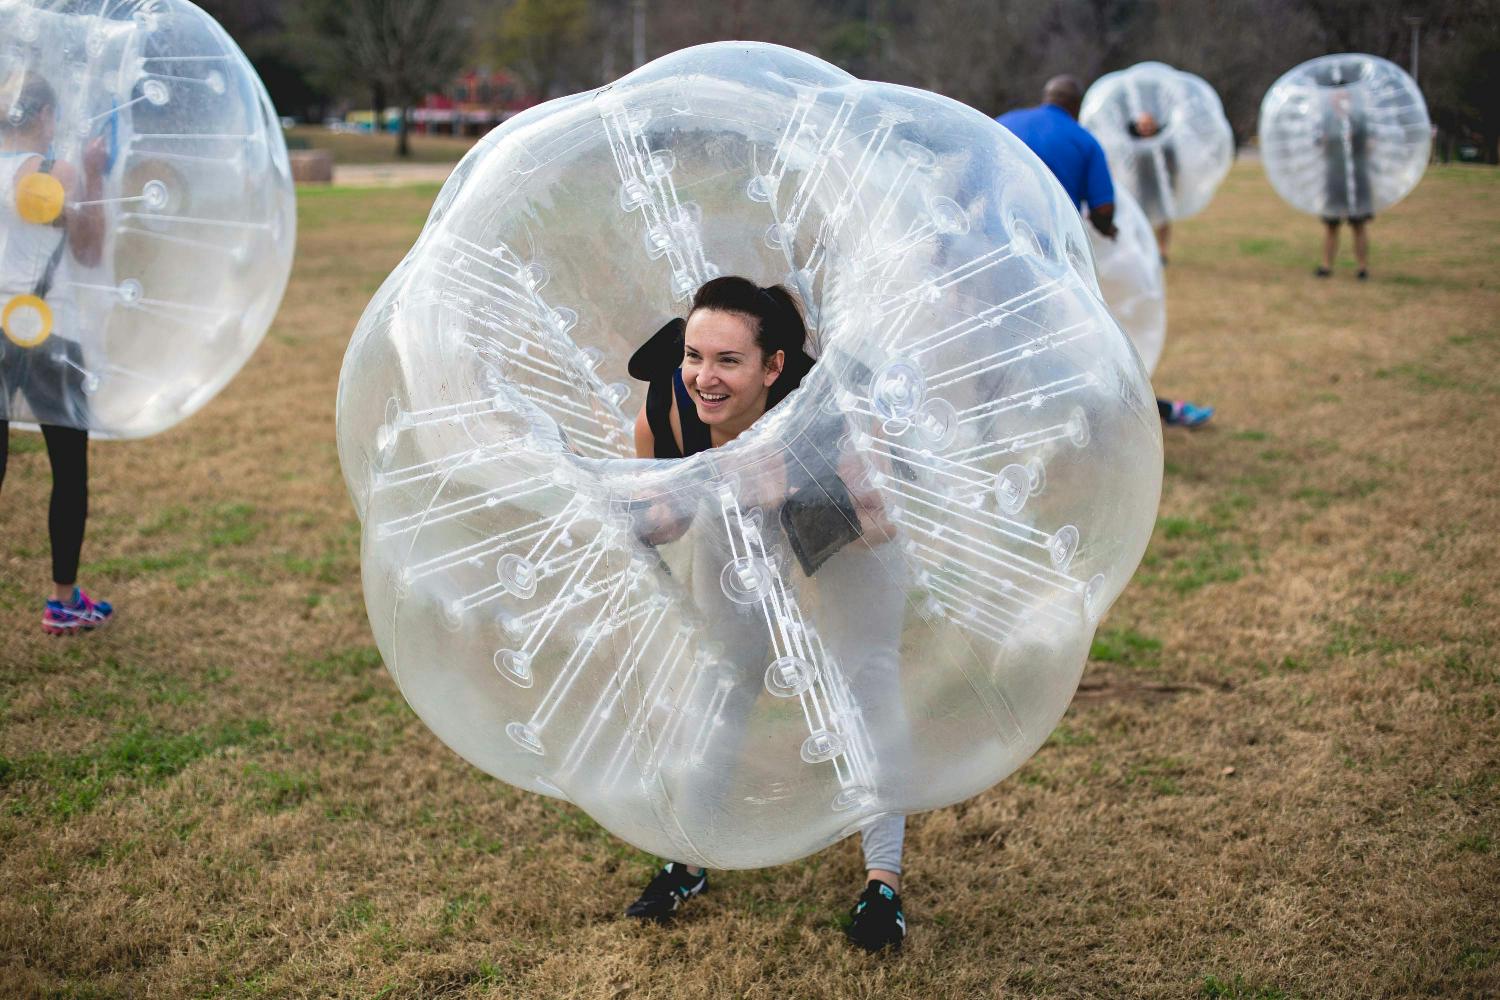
top-left (632, 496), bottom-right (695, 546)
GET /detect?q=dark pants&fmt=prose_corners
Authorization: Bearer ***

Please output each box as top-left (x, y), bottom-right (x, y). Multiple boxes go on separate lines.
top-left (1, 337), bottom-right (90, 586)
top-left (0, 422), bottom-right (89, 586)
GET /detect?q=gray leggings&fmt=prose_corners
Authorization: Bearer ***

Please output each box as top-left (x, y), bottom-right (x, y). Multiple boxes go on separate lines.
top-left (677, 500), bottom-right (912, 876)
top-left (859, 813), bottom-right (905, 874)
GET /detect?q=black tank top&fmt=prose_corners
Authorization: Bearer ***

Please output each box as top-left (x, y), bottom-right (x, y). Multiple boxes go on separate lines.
top-left (645, 368), bottom-right (712, 458)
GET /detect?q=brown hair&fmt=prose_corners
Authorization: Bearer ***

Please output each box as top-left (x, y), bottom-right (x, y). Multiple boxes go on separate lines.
top-left (688, 276), bottom-right (813, 409)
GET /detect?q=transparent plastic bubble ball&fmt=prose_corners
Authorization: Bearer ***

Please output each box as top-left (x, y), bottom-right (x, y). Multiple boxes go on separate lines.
top-left (1087, 187), bottom-right (1165, 374)
top-left (1080, 61), bottom-right (1234, 227)
top-left (1258, 53), bottom-right (1430, 220)
top-left (0, 0), bottom-right (294, 438)
top-left (337, 42), bottom-right (1162, 869)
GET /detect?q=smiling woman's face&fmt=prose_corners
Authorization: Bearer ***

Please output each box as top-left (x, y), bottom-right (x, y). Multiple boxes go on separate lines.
top-left (682, 308), bottom-right (784, 440)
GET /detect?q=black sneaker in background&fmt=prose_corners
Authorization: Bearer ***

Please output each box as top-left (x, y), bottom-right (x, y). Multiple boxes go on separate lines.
top-left (624, 862), bottom-right (707, 923)
top-left (845, 879), bottom-right (906, 953)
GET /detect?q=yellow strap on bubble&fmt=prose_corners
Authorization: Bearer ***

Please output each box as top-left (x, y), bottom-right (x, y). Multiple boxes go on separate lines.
top-left (2, 294), bottom-right (53, 347)
top-left (15, 171), bottom-right (65, 226)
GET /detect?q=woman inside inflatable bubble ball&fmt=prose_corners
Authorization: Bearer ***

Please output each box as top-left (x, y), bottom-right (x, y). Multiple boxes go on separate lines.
top-left (0, 70), bottom-right (113, 634)
top-left (338, 40), bottom-right (1164, 962)
top-left (1259, 54), bottom-right (1431, 283)
top-left (623, 275), bottom-right (909, 952)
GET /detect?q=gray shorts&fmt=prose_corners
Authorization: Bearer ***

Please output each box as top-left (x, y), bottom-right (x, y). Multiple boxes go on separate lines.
top-left (0, 334), bottom-right (88, 427)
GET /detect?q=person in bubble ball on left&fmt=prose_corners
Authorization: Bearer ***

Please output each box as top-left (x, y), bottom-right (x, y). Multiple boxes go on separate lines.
top-left (622, 275), bottom-right (910, 953)
top-left (0, 70), bottom-right (115, 634)
top-left (998, 74), bottom-right (1213, 428)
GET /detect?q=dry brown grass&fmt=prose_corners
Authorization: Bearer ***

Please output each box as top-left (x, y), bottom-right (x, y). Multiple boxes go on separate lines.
top-left (2, 164), bottom-right (1497, 999)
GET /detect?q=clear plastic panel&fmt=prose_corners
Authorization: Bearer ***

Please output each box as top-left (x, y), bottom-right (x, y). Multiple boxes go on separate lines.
top-left (1088, 187), bottom-right (1165, 374)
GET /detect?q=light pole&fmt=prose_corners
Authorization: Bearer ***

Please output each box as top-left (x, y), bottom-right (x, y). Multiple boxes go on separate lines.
top-left (1404, 15), bottom-right (1422, 84)
top-left (633, 0), bottom-right (646, 70)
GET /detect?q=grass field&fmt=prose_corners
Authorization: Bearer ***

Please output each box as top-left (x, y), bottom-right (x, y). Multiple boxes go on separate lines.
top-left (2, 162), bottom-right (1497, 999)
top-left (285, 125), bottom-right (478, 165)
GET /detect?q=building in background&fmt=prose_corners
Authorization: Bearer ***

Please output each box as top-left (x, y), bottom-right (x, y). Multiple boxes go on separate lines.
top-left (410, 69), bottom-right (537, 136)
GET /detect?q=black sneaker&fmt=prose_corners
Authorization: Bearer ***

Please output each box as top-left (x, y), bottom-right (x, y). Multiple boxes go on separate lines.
top-left (845, 879), bottom-right (906, 953)
top-left (1315, 266), bottom-right (1332, 278)
top-left (624, 863), bottom-right (707, 923)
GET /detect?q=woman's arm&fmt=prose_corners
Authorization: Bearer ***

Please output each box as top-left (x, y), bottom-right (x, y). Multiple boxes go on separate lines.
top-left (634, 402), bottom-right (655, 459)
top-left (61, 139), bottom-right (108, 267)
top-left (632, 402), bottom-right (698, 545)
top-left (839, 448), bottom-right (897, 544)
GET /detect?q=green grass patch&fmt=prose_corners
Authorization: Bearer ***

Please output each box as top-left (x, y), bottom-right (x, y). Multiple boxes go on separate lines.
top-left (1045, 724), bottom-right (1097, 748)
top-left (1142, 537), bottom-right (1252, 593)
top-left (1125, 756), bottom-right (1187, 796)
top-left (1322, 617), bottom-right (1405, 659)
top-left (242, 763), bottom-right (320, 813)
top-left (334, 898), bottom-right (377, 932)
top-left (1090, 627), bottom-right (1162, 666)
top-left (138, 504), bottom-right (193, 538)
top-left (1160, 516), bottom-right (1215, 541)
top-left (296, 183), bottom-right (444, 231)
top-left (1455, 833), bottom-right (1491, 854)
top-left (1444, 649), bottom-right (1499, 684)
top-left (1200, 974), bottom-right (1293, 999)
top-left (0, 718), bottom-right (274, 818)
top-left (1293, 476), bottom-right (1382, 509)
top-left (8, 433), bottom-right (45, 454)
top-left (1458, 944), bottom-right (1499, 970)
top-left (1237, 237), bottom-right (1285, 257)
top-left (206, 503), bottom-right (260, 547)
top-left (298, 645), bottom-right (384, 681)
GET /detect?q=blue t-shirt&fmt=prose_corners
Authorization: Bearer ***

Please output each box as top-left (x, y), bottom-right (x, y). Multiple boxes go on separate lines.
top-left (996, 104), bottom-right (1115, 211)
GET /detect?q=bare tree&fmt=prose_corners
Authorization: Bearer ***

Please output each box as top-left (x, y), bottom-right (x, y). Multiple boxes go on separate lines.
top-left (222, 0), bottom-right (1495, 155)
top-left (292, 0), bottom-right (472, 157)
top-left (483, 0), bottom-right (596, 100)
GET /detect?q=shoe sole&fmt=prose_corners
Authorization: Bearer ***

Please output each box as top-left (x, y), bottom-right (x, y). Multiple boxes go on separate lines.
top-left (42, 615), bottom-right (112, 636)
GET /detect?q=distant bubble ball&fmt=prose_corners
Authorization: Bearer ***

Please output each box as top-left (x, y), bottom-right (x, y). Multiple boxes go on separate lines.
top-left (1258, 53), bottom-right (1430, 221)
top-left (1088, 188), bottom-right (1165, 374)
top-left (1081, 61), bottom-right (1234, 227)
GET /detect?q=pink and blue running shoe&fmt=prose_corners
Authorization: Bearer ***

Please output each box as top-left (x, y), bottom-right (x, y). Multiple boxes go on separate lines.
top-left (42, 589), bottom-right (114, 636)
top-left (1163, 399), bottom-right (1215, 428)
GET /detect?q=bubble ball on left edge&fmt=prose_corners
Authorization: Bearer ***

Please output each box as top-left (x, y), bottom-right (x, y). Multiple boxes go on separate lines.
top-left (337, 41), bottom-right (1163, 870)
top-left (0, 0), bottom-right (295, 438)
top-left (1080, 61), bottom-right (1234, 228)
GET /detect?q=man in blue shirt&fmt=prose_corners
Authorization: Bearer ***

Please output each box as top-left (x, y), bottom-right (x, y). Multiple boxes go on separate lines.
top-left (999, 75), bottom-right (1214, 427)
top-left (997, 76), bottom-right (1117, 238)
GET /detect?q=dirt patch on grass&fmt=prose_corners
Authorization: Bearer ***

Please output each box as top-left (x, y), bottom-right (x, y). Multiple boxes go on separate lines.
top-left (2, 166), bottom-right (1497, 998)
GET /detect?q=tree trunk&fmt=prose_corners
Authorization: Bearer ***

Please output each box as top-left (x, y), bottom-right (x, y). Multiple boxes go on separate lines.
top-left (371, 80), bottom-right (386, 131)
top-left (397, 106), bottom-right (411, 159)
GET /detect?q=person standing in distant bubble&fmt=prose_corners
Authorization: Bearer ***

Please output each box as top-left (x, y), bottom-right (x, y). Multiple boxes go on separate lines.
top-left (999, 76), bottom-right (1212, 428)
top-left (1316, 89), bottom-right (1373, 280)
top-left (0, 71), bottom-right (115, 634)
top-left (1128, 111), bottom-right (1177, 263)
top-left (995, 75), bottom-right (1119, 241)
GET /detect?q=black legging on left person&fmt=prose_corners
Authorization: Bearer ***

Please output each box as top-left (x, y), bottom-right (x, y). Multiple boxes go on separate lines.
top-left (0, 421), bottom-right (89, 586)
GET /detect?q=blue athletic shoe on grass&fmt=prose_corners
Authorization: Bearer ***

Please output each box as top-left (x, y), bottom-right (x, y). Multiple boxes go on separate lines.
top-left (1163, 400), bottom-right (1214, 428)
top-left (42, 589), bottom-right (114, 636)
